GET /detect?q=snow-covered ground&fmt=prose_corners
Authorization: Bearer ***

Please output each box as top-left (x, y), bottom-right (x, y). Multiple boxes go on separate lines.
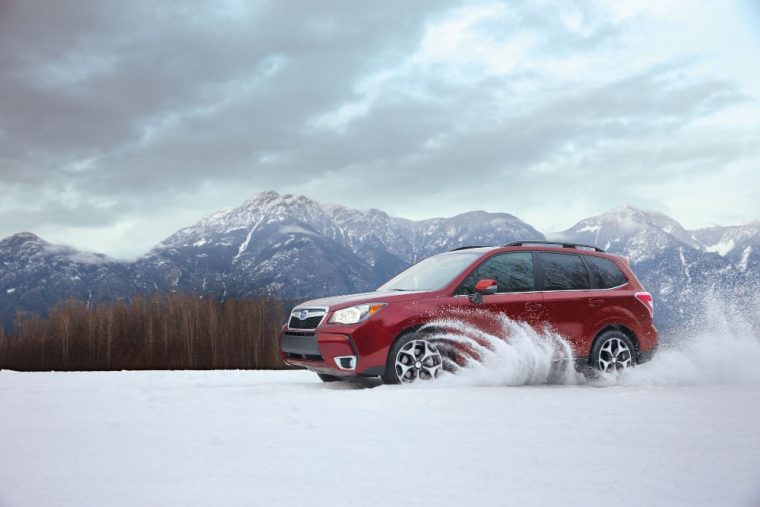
top-left (2, 299), bottom-right (760, 507)
top-left (1, 372), bottom-right (759, 507)
top-left (2, 372), bottom-right (759, 505)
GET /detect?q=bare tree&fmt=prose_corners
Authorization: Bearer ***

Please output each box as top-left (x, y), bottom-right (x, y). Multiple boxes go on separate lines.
top-left (0, 294), bottom-right (288, 371)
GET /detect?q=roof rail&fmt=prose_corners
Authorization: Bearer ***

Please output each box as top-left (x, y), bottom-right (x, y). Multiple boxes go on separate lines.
top-left (504, 240), bottom-right (605, 253)
top-left (449, 245), bottom-right (488, 251)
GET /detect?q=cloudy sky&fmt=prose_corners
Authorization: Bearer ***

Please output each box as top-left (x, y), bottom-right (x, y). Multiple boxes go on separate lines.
top-left (1, 0), bottom-right (759, 258)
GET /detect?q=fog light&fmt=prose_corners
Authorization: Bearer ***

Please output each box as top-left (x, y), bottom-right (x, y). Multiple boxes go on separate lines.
top-left (334, 356), bottom-right (357, 370)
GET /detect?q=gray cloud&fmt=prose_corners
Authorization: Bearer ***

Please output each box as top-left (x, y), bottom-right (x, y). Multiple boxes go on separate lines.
top-left (1, 0), bottom-right (759, 257)
top-left (0, 197), bottom-right (123, 230)
top-left (1, 0), bottom-right (456, 174)
top-left (297, 63), bottom-right (749, 198)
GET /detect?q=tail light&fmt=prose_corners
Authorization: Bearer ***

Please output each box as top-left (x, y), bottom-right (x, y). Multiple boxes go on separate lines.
top-left (635, 292), bottom-right (654, 316)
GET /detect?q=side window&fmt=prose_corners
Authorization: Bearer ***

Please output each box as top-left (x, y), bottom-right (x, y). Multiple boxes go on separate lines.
top-left (585, 256), bottom-right (628, 289)
top-left (538, 253), bottom-right (590, 291)
top-left (457, 252), bottom-right (535, 294)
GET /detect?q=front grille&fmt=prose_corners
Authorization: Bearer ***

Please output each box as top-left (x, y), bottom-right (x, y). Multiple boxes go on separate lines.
top-left (288, 308), bottom-right (326, 330)
top-left (289, 315), bottom-right (324, 329)
top-left (284, 330), bottom-right (315, 337)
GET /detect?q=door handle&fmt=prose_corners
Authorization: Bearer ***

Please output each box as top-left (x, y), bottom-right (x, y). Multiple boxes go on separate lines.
top-left (525, 302), bottom-right (543, 310)
top-left (588, 298), bottom-right (605, 307)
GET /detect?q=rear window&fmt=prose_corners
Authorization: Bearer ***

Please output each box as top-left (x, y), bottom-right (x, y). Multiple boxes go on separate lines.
top-left (585, 256), bottom-right (628, 289)
top-left (538, 252), bottom-right (590, 291)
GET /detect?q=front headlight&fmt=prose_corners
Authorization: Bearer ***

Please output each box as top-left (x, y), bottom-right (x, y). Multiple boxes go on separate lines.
top-left (329, 303), bottom-right (387, 325)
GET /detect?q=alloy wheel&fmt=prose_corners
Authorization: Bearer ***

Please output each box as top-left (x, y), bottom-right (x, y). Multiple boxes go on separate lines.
top-left (597, 336), bottom-right (633, 373)
top-left (394, 339), bottom-right (443, 383)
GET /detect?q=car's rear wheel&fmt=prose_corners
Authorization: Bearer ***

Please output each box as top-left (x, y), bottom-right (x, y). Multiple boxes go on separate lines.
top-left (382, 333), bottom-right (444, 384)
top-left (590, 330), bottom-right (636, 373)
top-left (317, 373), bottom-right (343, 382)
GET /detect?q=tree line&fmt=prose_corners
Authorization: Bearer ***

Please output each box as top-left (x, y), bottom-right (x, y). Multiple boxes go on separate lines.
top-left (0, 294), bottom-right (289, 371)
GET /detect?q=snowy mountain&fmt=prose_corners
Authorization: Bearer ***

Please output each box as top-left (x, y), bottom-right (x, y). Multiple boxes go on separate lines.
top-left (691, 221), bottom-right (760, 273)
top-left (133, 191), bottom-right (544, 299)
top-left (0, 233), bottom-right (133, 325)
top-left (555, 205), bottom-right (705, 260)
top-left (0, 192), bottom-right (757, 332)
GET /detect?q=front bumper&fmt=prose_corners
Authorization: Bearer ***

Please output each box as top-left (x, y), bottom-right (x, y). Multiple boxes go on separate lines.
top-left (279, 326), bottom-right (388, 377)
top-left (281, 332), bottom-right (323, 360)
top-left (279, 306), bottom-right (401, 377)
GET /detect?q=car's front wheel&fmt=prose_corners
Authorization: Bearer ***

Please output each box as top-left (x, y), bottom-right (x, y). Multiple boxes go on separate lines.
top-left (382, 333), bottom-right (444, 384)
top-left (590, 330), bottom-right (636, 373)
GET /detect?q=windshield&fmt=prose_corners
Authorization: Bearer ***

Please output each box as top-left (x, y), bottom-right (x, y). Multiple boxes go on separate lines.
top-left (378, 252), bottom-right (481, 291)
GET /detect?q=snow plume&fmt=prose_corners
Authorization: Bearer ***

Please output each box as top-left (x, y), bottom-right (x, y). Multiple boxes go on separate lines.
top-left (420, 312), bottom-right (582, 387)
top-left (613, 290), bottom-right (760, 386)
top-left (420, 290), bottom-right (760, 388)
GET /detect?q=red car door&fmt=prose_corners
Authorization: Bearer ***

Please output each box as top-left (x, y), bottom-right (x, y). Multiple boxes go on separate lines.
top-left (535, 252), bottom-right (594, 355)
top-left (445, 251), bottom-right (546, 336)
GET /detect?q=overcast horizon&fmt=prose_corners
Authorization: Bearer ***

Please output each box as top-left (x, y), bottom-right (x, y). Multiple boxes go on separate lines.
top-left (2, 1), bottom-right (760, 258)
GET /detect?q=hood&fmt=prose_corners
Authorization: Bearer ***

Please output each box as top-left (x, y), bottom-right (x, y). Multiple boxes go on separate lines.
top-left (296, 290), bottom-right (430, 310)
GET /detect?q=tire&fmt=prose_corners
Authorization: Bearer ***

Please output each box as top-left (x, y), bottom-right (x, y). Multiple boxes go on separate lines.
top-left (381, 332), bottom-right (444, 385)
top-left (317, 373), bottom-right (342, 382)
top-left (590, 330), bottom-right (636, 373)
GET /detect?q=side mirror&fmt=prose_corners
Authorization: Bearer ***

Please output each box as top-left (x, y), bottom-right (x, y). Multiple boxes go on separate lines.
top-left (471, 279), bottom-right (497, 304)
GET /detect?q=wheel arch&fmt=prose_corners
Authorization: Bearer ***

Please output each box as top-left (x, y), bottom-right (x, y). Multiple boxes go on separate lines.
top-left (387, 323), bottom-right (449, 363)
top-left (591, 324), bottom-right (639, 358)
top-left (382, 323), bottom-right (448, 384)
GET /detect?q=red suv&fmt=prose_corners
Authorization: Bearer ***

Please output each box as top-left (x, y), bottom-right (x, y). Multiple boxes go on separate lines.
top-left (279, 241), bottom-right (658, 384)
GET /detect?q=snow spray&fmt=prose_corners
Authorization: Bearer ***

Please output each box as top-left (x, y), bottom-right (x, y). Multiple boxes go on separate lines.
top-left (419, 291), bottom-right (760, 388)
top-left (613, 291), bottom-right (760, 386)
top-left (420, 312), bottom-right (583, 387)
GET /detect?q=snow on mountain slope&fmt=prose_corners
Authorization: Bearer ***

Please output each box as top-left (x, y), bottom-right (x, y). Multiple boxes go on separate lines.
top-left (0, 233), bottom-right (133, 325)
top-left (692, 221), bottom-right (760, 272)
top-left (412, 210), bottom-right (544, 261)
top-left (137, 191), bottom-right (544, 299)
top-left (0, 232), bottom-right (112, 266)
top-left (156, 192), bottom-right (544, 264)
top-left (555, 206), bottom-right (702, 262)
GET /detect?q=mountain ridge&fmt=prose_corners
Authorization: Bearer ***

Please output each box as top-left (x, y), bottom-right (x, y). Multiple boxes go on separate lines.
top-left (1, 191), bottom-right (757, 331)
